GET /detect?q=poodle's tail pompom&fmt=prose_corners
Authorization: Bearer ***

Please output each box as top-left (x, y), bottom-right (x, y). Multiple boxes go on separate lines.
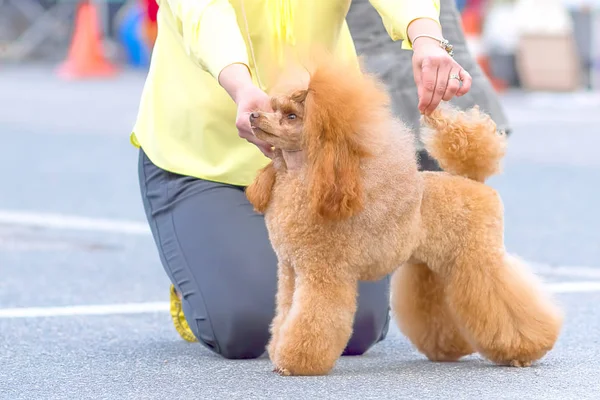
top-left (421, 103), bottom-right (507, 183)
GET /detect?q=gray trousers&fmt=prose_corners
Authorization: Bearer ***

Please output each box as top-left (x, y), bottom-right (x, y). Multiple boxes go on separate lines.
top-left (138, 150), bottom-right (391, 359)
top-left (347, 0), bottom-right (511, 145)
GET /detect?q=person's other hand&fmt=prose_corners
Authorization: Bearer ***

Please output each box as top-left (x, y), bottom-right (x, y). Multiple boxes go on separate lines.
top-left (412, 37), bottom-right (472, 115)
top-left (218, 63), bottom-right (274, 158)
top-left (234, 85), bottom-right (274, 158)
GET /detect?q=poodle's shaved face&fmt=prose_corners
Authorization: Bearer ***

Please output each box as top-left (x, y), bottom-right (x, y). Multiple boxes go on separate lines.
top-left (249, 90), bottom-right (307, 151)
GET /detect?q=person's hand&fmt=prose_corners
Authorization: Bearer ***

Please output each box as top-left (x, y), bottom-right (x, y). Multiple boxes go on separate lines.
top-left (218, 63), bottom-right (274, 158)
top-left (411, 37), bottom-right (472, 115)
top-left (233, 84), bottom-right (274, 158)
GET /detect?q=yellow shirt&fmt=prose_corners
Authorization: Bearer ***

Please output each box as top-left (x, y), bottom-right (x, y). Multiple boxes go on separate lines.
top-left (131, 0), bottom-right (440, 187)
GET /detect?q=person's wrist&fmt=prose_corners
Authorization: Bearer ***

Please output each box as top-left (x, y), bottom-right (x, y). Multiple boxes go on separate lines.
top-left (218, 63), bottom-right (255, 104)
top-left (412, 35), bottom-right (442, 51)
top-left (231, 82), bottom-right (256, 105)
top-left (411, 34), bottom-right (455, 58)
top-left (407, 17), bottom-right (444, 48)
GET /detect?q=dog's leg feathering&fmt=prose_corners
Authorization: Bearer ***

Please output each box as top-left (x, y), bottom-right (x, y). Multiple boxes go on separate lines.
top-left (391, 262), bottom-right (474, 362)
top-left (267, 261), bottom-right (295, 363)
top-left (271, 269), bottom-right (358, 376)
top-left (444, 252), bottom-right (563, 367)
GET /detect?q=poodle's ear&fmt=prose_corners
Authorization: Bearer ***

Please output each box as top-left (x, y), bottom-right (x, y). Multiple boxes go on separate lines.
top-left (290, 89), bottom-right (308, 103)
top-left (304, 85), bottom-right (370, 222)
top-left (246, 162), bottom-right (277, 214)
top-left (306, 136), bottom-right (364, 221)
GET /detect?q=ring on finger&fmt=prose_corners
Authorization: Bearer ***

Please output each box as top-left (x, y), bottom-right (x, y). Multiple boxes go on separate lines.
top-left (449, 73), bottom-right (462, 81)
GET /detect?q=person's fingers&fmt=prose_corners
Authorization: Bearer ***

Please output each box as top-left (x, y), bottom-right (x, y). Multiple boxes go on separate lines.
top-left (424, 60), bottom-right (452, 114)
top-left (236, 112), bottom-right (251, 136)
top-left (413, 58), bottom-right (424, 105)
top-left (259, 144), bottom-right (274, 158)
top-left (238, 117), bottom-right (274, 158)
top-left (443, 66), bottom-right (462, 101)
top-left (456, 68), bottom-right (472, 97)
top-left (418, 56), bottom-right (439, 113)
top-left (248, 136), bottom-right (274, 158)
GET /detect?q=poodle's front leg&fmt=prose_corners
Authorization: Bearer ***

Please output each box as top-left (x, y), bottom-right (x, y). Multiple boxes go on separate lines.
top-left (267, 261), bottom-right (295, 361)
top-left (272, 270), bottom-right (358, 376)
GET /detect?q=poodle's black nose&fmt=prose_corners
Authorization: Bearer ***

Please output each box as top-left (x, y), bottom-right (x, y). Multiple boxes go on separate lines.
top-left (249, 112), bottom-right (259, 120)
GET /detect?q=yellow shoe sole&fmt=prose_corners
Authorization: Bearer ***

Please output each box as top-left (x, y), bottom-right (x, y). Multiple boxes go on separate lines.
top-left (169, 284), bottom-right (198, 343)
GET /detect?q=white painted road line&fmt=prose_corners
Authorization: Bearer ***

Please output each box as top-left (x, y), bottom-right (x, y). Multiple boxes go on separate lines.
top-left (0, 209), bottom-right (597, 276)
top-left (0, 302), bottom-right (170, 318)
top-left (0, 209), bottom-right (599, 318)
top-left (532, 264), bottom-right (600, 279)
top-left (546, 281), bottom-right (600, 294)
top-left (0, 281), bottom-right (599, 319)
top-left (0, 210), bottom-right (150, 235)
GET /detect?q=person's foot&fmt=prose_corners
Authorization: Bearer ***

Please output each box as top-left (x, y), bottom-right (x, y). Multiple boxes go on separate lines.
top-left (169, 285), bottom-right (198, 343)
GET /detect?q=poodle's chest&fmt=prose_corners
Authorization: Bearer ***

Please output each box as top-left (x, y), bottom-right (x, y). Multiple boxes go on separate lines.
top-left (264, 184), bottom-right (314, 245)
top-left (262, 180), bottom-right (339, 258)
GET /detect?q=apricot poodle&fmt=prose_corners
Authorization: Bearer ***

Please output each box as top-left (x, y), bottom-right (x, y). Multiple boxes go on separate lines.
top-left (245, 57), bottom-right (563, 376)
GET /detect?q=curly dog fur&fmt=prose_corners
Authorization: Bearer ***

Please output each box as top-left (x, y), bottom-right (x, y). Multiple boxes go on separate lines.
top-left (245, 57), bottom-right (563, 376)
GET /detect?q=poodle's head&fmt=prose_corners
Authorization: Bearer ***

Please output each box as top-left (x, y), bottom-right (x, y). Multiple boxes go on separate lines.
top-left (248, 57), bottom-right (391, 221)
top-left (249, 89), bottom-right (308, 152)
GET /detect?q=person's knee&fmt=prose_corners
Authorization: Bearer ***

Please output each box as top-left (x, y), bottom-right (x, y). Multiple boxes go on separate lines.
top-left (344, 305), bottom-right (391, 356)
top-left (213, 306), bottom-right (274, 360)
top-left (182, 297), bottom-right (273, 360)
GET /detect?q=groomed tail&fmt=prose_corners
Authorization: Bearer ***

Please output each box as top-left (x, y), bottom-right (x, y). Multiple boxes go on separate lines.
top-left (420, 103), bottom-right (507, 183)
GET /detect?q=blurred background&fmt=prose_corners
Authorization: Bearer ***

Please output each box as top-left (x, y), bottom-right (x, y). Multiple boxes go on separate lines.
top-left (1, 0), bottom-right (599, 90)
top-left (1, 1), bottom-right (600, 398)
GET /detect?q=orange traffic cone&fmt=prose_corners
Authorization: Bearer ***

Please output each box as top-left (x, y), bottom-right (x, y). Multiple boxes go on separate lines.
top-left (57, 0), bottom-right (117, 79)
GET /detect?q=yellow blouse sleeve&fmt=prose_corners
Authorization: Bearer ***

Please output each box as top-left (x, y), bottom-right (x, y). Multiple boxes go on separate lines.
top-left (368, 0), bottom-right (441, 49)
top-left (159, 0), bottom-right (250, 79)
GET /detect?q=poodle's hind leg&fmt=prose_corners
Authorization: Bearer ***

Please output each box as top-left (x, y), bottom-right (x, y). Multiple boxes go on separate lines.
top-left (445, 252), bottom-right (563, 367)
top-left (391, 262), bottom-right (474, 362)
top-left (267, 261), bottom-right (295, 363)
top-left (272, 270), bottom-right (358, 376)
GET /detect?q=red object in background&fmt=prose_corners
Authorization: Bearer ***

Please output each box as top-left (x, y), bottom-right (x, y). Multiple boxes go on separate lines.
top-left (461, 6), bottom-right (482, 34)
top-left (465, 0), bottom-right (484, 14)
top-left (145, 0), bottom-right (158, 22)
top-left (461, 0), bottom-right (508, 92)
top-left (141, 0), bottom-right (159, 48)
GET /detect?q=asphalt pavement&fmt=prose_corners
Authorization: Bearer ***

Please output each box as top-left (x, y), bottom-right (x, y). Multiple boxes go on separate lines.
top-left (0, 65), bottom-right (599, 400)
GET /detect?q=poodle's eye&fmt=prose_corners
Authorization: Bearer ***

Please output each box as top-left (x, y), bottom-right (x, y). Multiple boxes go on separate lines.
top-left (287, 114), bottom-right (297, 120)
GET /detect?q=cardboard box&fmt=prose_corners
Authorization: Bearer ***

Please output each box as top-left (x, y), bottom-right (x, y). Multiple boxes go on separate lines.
top-left (516, 34), bottom-right (581, 91)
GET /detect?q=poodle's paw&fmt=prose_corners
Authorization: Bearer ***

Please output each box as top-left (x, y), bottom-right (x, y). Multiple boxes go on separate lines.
top-left (273, 366), bottom-right (291, 376)
top-left (413, 326), bottom-right (475, 363)
top-left (424, 347), bottom-right (474, 363)
top-left (479, 293), bottom-right (562, 367)
top-left (271, 340), bottom-right (337, 376)
top-left (271, 352), bottom-right (336, 376)
top-left (482, 332), bottom-right (559, 368)
top-left (509, 359), bottom-right (533, 368)
top-left (412, 331), bottom-right (474, 363)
